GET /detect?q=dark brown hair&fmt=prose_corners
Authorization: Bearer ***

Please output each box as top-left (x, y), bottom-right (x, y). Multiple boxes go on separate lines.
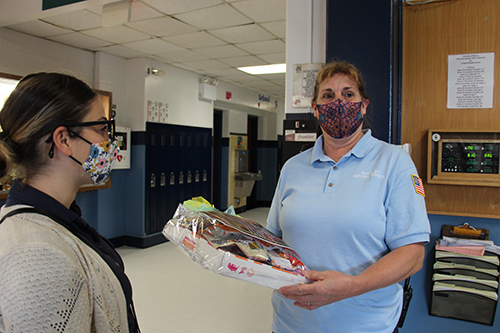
top-left (0, 73), bottom-right (97, 181)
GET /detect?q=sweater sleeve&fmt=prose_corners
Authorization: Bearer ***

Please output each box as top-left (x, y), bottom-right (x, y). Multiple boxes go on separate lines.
top-left (0, 244), bottom-right (92, 333)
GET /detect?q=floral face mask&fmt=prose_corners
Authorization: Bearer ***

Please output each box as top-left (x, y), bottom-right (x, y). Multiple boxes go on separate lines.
top-left (70, 138), bottom-right (120, 185)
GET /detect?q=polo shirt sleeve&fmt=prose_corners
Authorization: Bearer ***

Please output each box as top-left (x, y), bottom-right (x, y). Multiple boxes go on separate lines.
top-left (384, 153), bottom-right (431, 250)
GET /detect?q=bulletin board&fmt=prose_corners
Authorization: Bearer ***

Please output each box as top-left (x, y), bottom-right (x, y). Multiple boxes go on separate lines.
top-left (401, 0), bottom-right (500, 218)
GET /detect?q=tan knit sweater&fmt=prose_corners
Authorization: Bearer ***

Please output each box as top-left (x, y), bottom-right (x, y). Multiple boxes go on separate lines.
top-left (0, 205), bottom-right (129, 333)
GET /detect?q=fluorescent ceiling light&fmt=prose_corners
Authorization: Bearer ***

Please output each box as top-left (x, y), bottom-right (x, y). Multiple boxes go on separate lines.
top-left (237, 63), bottom-right (286, 75)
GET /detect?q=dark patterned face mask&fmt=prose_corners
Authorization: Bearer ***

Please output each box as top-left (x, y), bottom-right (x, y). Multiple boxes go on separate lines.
top-left (315, 99), bottom-right (364, 139)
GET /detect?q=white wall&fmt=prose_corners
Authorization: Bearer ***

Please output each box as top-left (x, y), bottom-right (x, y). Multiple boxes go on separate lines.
top-left (285, 0), bottom-right (326, 116)
top-left (215, 80), bottom-right (283, 140)
top-left (94, 51), bottom-right (129, 126)
top-left (144, 59), bottom-right (214, 130)
top-left (0, 28), bottom-right (94, 83)
top-left (126, 58), bottom-right (147, 131)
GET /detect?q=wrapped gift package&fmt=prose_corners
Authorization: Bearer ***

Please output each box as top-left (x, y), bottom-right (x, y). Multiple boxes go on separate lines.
top-left (163, 203), bottom-right (308, 289)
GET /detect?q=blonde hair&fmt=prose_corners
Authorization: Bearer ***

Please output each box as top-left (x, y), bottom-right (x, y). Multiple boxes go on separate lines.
top-left (0, 73), bottom-right (97, 181)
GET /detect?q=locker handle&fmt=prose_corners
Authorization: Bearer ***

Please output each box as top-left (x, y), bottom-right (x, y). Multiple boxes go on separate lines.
top-left (150, 173), bottom-right (156, 187)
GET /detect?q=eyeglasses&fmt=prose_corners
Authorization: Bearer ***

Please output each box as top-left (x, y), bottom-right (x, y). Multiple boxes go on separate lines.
top-left (46, 119), bottom-right (115, 158)
top-left (64, 119), bottom-right (115, 141)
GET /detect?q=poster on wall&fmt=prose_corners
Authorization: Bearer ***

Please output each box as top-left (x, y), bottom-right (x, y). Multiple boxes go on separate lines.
top-left (147, 100), bottom-right (158, 122)
top-left (447, 52), bottom-right (494, 109)
top-left (292, 63), bottom-right (324, 109)
top-left (148, 100), bottom-right (169, 122)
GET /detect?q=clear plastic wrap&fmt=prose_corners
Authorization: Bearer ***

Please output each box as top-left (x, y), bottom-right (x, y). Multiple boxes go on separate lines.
top-left (162, 203), bottom-right (309, 289)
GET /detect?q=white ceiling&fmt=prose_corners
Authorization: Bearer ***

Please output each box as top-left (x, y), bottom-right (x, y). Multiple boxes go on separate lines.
top-left (2, 0), bottom-right (287, 99)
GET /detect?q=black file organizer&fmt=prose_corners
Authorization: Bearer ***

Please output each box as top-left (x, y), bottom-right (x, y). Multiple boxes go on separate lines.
top-left (430, 250), bottom-right (499, 326)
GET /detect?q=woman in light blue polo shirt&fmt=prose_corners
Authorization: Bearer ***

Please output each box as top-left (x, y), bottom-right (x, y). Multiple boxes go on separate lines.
top-left (267, 61), bottom-right (430, 333)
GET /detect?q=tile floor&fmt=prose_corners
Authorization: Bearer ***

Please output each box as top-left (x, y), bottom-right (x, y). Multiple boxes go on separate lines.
top-left (116, 207), bottom-right (273, 333)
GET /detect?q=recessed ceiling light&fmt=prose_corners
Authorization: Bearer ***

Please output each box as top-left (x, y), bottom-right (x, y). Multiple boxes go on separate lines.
top-left (237, 63), bottom-right (286, 75)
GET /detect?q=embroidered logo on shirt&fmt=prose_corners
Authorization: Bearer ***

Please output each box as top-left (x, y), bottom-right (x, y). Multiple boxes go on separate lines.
top-left (412, 174), bottom-right (425, 197)
top-left (353, 170), bottom-right (385, 179)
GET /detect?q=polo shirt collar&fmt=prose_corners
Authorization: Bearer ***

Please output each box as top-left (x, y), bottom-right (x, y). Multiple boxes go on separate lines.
top-left (310, 129), bottom-right (377, 165)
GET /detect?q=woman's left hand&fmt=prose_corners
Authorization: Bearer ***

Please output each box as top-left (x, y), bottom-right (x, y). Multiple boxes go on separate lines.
top-left (278, 269), bottom-right (362, 310)
top-left (278, 243), bottom-right (426, 311)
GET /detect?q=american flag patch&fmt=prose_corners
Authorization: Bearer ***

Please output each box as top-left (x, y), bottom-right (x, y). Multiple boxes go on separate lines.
top-left (412, 175), bottom-right (425, 197)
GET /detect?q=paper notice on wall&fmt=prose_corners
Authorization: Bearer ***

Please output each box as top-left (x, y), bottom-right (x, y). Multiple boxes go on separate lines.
top-left (292, 63), bottom-right (324, 108)
top-left (284, 129), bottom-right (317, 142)
top-left (447, 53), bottom-right (494, 109)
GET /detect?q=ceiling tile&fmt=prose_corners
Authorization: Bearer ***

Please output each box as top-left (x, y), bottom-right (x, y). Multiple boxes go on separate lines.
top-left (130, 2), bottom-right (165, 21)
top-left (85, 0), bottom-right (163, 21)
top-left (181, 59), bottom-right (230, 70)
top-left (261, 20), bottom-right (286, 39)
top-left (257, 52), bottom-right (285, 64)
top-left (244, 80), bottom-right (280, 88)
top-left (173, 3), bottom-right (253, 30)
top-left (142, 0), bottom-right (223, 15)
top-left (202, 68), bottom-right (249, 77)
top-left (236, 39), bottom-right (285, 55)
top-left (47, 32), bottom-right (111, 50)
top-left (169, 62), bottom-right (199, 72)
top-left (192, 44), bottom-right (249, 59)
top-left (6, 20), bottom-right (72, 37)
top-left (218, 55), bottom-right (267, 67)
top-left (231, 0), bottom-right (286, 22)
top-left (162, 31), bottom-right (227, 49)
top-left (126, 17), bottom-right (198, 37)
top-left (42, 9), bottom-right (101, 31)
top-left (82, 26), bottom-right (150, 44)
top-left (156, 50), bottom-right (209, 62)
top-left (223, 74), bottom-right (267, 82)
top-left (258, 73), bottom-right (286, 81)
top-left (209, 24), bottom-right (275, 43)
top-left (95, 45), bottom-right (149, 59)
top-left (123, 38), bottom-right (186, 54)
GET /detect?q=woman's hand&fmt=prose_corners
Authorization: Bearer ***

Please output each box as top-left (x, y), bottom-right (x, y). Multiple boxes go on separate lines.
top-left (278, 243), bottom-right (426, 310)
top-left (278, 270), bottom-right (363, 310)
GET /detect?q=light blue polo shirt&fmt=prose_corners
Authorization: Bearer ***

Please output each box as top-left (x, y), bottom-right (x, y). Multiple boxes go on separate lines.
top-left (267, 130), bottom-right (430, 333)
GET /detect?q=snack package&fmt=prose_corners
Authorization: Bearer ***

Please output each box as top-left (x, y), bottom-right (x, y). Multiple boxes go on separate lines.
top-left (163, 203), bottom-right (309, 289)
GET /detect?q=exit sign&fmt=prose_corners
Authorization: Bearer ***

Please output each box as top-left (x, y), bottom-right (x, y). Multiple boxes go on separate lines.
top-left (43, 0), bottom-right (86, 10)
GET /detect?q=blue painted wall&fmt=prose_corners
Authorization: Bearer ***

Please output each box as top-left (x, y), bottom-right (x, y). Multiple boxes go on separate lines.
top-left (326, 0), bottom-right (398, 144)
top-left (256, 145), bottom-right (279, 203)
top-left (404, 214), bottom-right (500, 332)
top-left (76, 143), bottom-right (146, 239)
top-left (220, 145), bottom-right (230, 210)
top-left (0, 166), bottom-right (140, 239)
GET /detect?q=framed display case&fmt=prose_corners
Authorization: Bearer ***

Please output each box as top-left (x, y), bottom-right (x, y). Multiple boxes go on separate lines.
top-left (428, 129), bottom-right (500, 187)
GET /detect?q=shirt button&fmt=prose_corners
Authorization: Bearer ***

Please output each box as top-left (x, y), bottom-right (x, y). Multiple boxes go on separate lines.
top-left (333, 166), bottom-right (337, 170)
top-left (328, 183), bottom-right (333, 187)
